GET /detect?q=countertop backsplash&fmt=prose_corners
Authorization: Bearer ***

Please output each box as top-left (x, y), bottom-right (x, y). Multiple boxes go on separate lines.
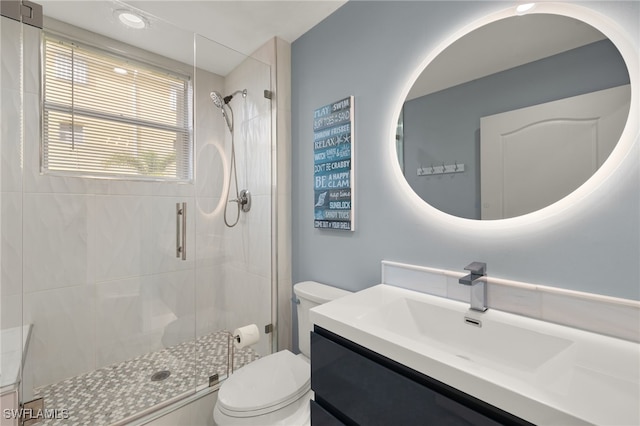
top-left (382, 261), bottom-right (640, 343)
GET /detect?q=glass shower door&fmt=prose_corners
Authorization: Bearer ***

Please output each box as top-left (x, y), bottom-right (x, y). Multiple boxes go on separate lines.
top-left (193, 32), bottom-right (273, 387)
top-left (8, 2), bottom-right (200, 424)
top-left (2, 1), bottom-right (275, 424)
top-left (1, 10), bottom-right (28, 426)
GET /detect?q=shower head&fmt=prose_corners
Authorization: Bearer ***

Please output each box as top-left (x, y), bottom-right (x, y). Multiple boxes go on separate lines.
top-left (223, 89), bottom-right (247, 105)
top-left (210, 89), bottom-right (247, 108)
top-left (210, 91), bottom-right (225, 109)
top-left (211, 89), bottom-right (247, 132)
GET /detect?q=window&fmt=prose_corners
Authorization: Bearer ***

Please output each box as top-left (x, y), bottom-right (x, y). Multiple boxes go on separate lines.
top-left (42, 34), bottom-right (193, 181)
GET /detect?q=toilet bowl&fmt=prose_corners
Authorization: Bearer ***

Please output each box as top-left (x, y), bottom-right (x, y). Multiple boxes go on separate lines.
top-left (213, 281), bottom-right (351, 425)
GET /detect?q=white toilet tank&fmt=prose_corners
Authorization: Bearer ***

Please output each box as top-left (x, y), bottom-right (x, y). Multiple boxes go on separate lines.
top-left (294, 281), bottom-right (351, 357)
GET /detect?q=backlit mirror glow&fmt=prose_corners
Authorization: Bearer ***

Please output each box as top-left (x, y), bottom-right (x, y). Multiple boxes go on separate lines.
top-left (396, 13), bottom-right (631, 220)
top-left (516, 3), bottom-right (536, 15)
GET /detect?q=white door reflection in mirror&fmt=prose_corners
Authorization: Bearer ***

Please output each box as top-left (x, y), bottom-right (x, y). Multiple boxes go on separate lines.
top-left (480, 84), bottom-right (631, 219)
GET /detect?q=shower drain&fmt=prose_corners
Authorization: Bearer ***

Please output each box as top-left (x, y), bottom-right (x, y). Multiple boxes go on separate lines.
top-left (150, 370), bottom-right (171, 382)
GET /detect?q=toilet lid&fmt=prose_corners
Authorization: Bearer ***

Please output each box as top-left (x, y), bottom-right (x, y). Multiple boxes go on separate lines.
top-left (218, 350), bottom-right (311, 418)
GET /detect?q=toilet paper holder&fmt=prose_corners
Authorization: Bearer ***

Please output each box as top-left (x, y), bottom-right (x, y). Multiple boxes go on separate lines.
top-left (227, 332), bottom-right (237, 376)
top-left (227, 323), bottom-right (261, 376)
top-left (227, 332), bottom-right (251, 375)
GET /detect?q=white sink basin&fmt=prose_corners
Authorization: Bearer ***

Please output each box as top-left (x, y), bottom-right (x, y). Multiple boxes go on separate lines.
top-left (310, 284), bottom-right (640, 425)
top-left (360, 297), bottom-right (573, 372)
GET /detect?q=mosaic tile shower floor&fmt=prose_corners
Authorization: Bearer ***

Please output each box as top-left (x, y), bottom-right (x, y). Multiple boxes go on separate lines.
top-left (34, 331), bottom-right (258, 425)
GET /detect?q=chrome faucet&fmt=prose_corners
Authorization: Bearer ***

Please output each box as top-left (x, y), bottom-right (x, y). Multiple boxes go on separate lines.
top-left (459, 262), bottom-right (487, 312)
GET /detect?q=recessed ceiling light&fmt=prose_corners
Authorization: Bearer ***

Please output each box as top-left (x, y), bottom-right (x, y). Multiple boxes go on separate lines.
top-left (115, 9), bottom-right (148, 29)
top-left (515, 3), bottom-right (536, 16)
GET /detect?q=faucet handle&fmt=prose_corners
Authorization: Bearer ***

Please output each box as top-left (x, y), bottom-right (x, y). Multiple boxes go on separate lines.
top-left (464, 261), bottom-right (486, 275)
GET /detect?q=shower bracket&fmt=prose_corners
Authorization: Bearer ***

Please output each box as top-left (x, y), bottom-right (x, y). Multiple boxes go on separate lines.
top-left (208, 374), bottom-right (219, 388)
top-left (19, 397), bottom-right (44, 426)
top-left (1, 0), bottom-right (43, 28)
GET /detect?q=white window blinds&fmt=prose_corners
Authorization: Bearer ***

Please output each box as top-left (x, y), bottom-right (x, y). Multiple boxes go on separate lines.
top-left (42, 35), bottom-right (193, 181)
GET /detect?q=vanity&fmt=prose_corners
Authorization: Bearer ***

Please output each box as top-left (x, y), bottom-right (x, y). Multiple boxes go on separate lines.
top-left (309, 285), bottom-right (640, 425)
top-left (304, 0), bottom-right (639, 422)
top-left (310, 326), bottom-right (530, 426)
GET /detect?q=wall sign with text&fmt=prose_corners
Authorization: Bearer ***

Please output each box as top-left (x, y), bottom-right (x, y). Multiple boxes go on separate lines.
top-left (313, 96), bottom-right (354, 231)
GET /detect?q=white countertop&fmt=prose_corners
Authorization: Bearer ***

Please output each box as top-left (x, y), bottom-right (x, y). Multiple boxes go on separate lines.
top-left (310, 284), bottom-right (640, 425)
top-left (1, 324), bottom-right (32, 394)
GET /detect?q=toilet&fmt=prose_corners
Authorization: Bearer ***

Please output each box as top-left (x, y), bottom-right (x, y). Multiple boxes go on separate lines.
top-left (213, 281), bottom-right (351, 425)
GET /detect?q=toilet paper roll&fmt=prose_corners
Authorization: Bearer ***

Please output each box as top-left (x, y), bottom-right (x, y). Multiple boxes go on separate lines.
top-left (233, 324), bottom-right (260, 349)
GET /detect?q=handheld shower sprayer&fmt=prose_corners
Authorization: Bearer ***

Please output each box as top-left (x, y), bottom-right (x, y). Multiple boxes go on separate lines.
top-left (210, 91), bottom-right (225, 109)
top-left (210, 88), bottom-right (250, 227)
top-left (210, 91), bottom-right (233, 132)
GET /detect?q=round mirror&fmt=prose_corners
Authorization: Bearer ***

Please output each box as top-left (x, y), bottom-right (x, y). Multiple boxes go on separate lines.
top-left (396, 11), bottom-right (631, 220)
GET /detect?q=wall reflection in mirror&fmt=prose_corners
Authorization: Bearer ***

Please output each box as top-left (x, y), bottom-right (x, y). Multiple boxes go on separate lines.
top-left (397, 13), bottom-right (631, 220)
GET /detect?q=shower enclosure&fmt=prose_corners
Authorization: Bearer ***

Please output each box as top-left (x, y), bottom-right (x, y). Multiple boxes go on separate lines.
top-left (1, 1), bottom-right (277, 424)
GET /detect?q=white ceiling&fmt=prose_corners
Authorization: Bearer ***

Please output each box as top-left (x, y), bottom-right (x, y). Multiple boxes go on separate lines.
top-left (38, 2), bottom-right (608, 92)
top-left (39, 0), bottom-right (347, 75)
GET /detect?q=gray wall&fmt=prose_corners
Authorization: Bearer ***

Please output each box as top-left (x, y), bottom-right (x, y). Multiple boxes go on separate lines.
top-left (403, 39), bottom-right (630, 219)
top-left (291, 0), bottom-right (639, 346)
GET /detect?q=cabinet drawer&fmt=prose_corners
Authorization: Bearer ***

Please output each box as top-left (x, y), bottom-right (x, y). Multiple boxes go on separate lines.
top-left (311, 328), bottom-right (531, 426)
top-left (311, 399), bottom-right (346, 426)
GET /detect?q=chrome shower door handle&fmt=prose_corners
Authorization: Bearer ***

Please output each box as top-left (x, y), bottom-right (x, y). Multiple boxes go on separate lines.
top-left (176, 202), bottom-right (187, 260)
top-left (176, 203), bottom-right (182, 259)
top-left (181, 202), bottom-right (187, 260)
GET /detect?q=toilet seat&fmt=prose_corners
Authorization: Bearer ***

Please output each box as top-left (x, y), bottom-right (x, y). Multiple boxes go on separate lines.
top-left (217, 350), bottom-right (310, 418)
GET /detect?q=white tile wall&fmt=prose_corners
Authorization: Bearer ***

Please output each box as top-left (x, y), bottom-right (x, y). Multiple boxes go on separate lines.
top-left (225, 57), bottom-right (271, 124)
top-left (0, 88), bottom-right (22, 192)
top-left (93, 195), bottom-right (155, 281)
top-left (244, 194), bottom-right (272, 278)
top-left (1, 18), bottom-right (22, 92)
top-left (22, 24), bottom-right (40, 96)
top-left (95, 275), bottom-right (161, 366)
top-left (195, 68), bottom-right (226, 200)
top-left (243, 114), bottom-right (273, 197)
top-left (540, 290), bottom-right (640, 343)
top-left (195, 265), bottom-right (225, 338)
top-left (382, 260), bottom-right (640, 342)
top-left (194, 143), bottom-right (226, 200)
top-left (23, 285), bottom-right (97, 387)
top-left (1, 192), bottom-right (22, 299)
top-left (22, 193), bottom-right (94, 292)
top-left (220, 266), bottom-right (271, 356)
top-left (95, 269), bottom-right (196, 367)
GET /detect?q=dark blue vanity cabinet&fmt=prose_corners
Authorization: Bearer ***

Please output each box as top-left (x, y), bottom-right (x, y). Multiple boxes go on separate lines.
top-left (311, 327), bottom-right (533, 426)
